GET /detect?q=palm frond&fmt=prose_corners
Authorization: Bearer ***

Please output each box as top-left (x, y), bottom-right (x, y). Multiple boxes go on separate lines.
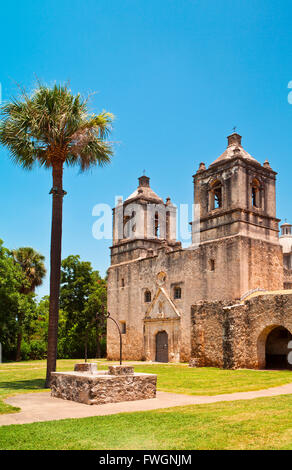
top-left (67, 139), bottom-right (113, 171)
top-left (12, 247), bottom-right (46, 293)
top-left (0, 82), bottom-right (114, 171)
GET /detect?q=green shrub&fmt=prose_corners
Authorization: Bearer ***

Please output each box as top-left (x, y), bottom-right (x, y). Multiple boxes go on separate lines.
top-left (20, 342), bottom-right (30, 361)
top-left (20, 340), bottom-right (47, 360)
top-left (29, 340), bottom-right (47, 359)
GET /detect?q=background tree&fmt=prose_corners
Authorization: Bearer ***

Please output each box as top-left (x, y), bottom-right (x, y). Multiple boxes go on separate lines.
top-left (84, 273), bottom-right (107, 358)
top-left (60, 255), bottom-right (107, 360)
top-left (24, 295), bottom-right (60, 361)
top-left (0, 84), bottom-right (114, 385)
top-left (0, 240), bottom-right (36, 360)
top-left (0, 247), bottom-right (107, 361)
top-left (12, 247), bottom-right (46, 361)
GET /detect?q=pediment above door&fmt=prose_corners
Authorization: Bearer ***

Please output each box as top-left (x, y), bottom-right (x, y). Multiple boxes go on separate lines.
top-left (145, 287), bottom-right (181, 320)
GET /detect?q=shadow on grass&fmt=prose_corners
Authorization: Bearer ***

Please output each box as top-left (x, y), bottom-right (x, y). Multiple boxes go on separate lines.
top-left (0, 378), bottom-right (46, 393)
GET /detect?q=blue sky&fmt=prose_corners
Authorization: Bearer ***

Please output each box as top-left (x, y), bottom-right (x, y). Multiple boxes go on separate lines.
top-left (1, 0), bottom-right (292, 298)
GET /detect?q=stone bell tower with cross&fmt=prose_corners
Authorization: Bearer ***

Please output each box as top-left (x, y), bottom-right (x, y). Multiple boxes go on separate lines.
top-left (110, 174), bottom-right (181, 265)
top-left (193, 131), bottom-right (283, 296)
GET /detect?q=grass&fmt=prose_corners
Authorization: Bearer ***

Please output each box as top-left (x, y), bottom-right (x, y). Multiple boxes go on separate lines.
top-left (133, 363), bottom-right (292, 395)
top-left (1, 360), bottom-right (292, 449)
top-left (2, 395), bottom-right (292, 449)
top-left (0, 359), bottom-right (292, 414)
top-left (0, 359), bottom-right (100, 414)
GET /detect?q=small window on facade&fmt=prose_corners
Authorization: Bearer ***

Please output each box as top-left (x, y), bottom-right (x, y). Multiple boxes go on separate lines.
top-left (209, 259), bottom-right (215, 271)
top-left (123, 215), bottom-right (130, 238)
top-left (284, 254), bottom-right (291, 270)
top-left (210, 180), bottom-right (223, 210)
top-left (144, 290), bottom-right (151, 303)
top-left (154, 211), bottom-right (159, 237)
top-left (174, 286), bottom-right (182, 299)
top-left (121, 321), bottom-right (127, 335)
top-left (166, 211), bottom-right (170, 239)
top-left (121, 278), bottom-right (125, 287)
top-left (123, 211), bottom-right (136, 238)
top-left (251, 178), bottom-right (261, 208)
top-left (120, 321), bottom-right (126, 334)
top-left (131, 211), bottom-right (136, 233)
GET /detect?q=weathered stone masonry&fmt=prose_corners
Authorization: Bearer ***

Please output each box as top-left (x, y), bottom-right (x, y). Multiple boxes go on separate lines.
top-left (51, 369), bottom-right (157, 405)
top-left (107, 132), bottom-right (289, 366)
top-left (190, 293), bottom-right (292, 369)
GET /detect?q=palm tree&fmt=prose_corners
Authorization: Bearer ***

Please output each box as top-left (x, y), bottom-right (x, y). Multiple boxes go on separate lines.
top-left (12, 247), bottom-right (46, 361)
top-left (0, 84), bottom-right (114, 386)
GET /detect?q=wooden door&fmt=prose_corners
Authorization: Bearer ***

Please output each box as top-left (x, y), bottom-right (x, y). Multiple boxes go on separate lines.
top-left (156, 331), bottom-right (168, 362)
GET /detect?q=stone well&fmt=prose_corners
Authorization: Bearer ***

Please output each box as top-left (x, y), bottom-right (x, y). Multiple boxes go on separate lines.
top-left (50, 364), bottom-right (157, 405)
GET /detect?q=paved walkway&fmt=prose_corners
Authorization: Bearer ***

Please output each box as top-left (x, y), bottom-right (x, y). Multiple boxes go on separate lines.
top-left (1, 382), bottom-right (292, 426)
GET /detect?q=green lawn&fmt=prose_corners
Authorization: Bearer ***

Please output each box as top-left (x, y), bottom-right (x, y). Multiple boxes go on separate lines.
top-left (2, 395), bottom-right (292, 450)
top-left (0, 359), bottom-right (292, 415)
top-left (0, 359), bottom-right (97, 414)
top-left (1, 360), bottom-right (292, 449)
top-left (133, 363), bottom-right (292, 395)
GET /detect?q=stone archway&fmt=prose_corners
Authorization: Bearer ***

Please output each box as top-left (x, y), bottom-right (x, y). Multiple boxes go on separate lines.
top-left (266, 326), bottom-right (292, 369)
top-left (257, 325), bottom-right (292, 369)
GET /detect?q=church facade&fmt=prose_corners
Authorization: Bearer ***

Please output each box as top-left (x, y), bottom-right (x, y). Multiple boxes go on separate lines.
top-left (107, 132), bottom-right (292, 368)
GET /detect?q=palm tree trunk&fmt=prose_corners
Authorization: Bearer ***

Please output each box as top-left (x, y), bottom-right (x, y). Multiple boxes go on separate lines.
top-left (45, 162), bottom-right (64, 387)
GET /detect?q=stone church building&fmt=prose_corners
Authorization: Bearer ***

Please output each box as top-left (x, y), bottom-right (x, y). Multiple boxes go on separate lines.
top-left (107, 132), bottom-right (292, 369)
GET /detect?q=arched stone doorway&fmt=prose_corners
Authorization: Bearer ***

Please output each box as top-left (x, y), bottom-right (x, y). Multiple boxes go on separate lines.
top-left (265, 326), bottom-right (292, 369)
top-left (155, 331), bottom-right (168, 362)
top-left (257, 325), bottom-right (292, 369)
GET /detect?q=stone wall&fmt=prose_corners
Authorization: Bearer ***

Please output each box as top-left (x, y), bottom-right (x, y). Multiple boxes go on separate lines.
top-left (51, 371), bottom-right (157, 405)
top-left (107, 134), bottom-right (285, 365)
top-left (190, 292), bottom-right (292, 369)
top-left (107, 235), bottom-right (283, 363)
top-left (284, 268), bottom-right (292, 289)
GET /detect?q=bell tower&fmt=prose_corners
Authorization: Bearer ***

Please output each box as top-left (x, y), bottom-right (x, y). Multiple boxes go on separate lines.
top-left (110, 175), bottom-right (180, 265)
top-left (193, 132), bottom-right (283, 297)
top-left (193, 132), bottom-right (280, 244)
